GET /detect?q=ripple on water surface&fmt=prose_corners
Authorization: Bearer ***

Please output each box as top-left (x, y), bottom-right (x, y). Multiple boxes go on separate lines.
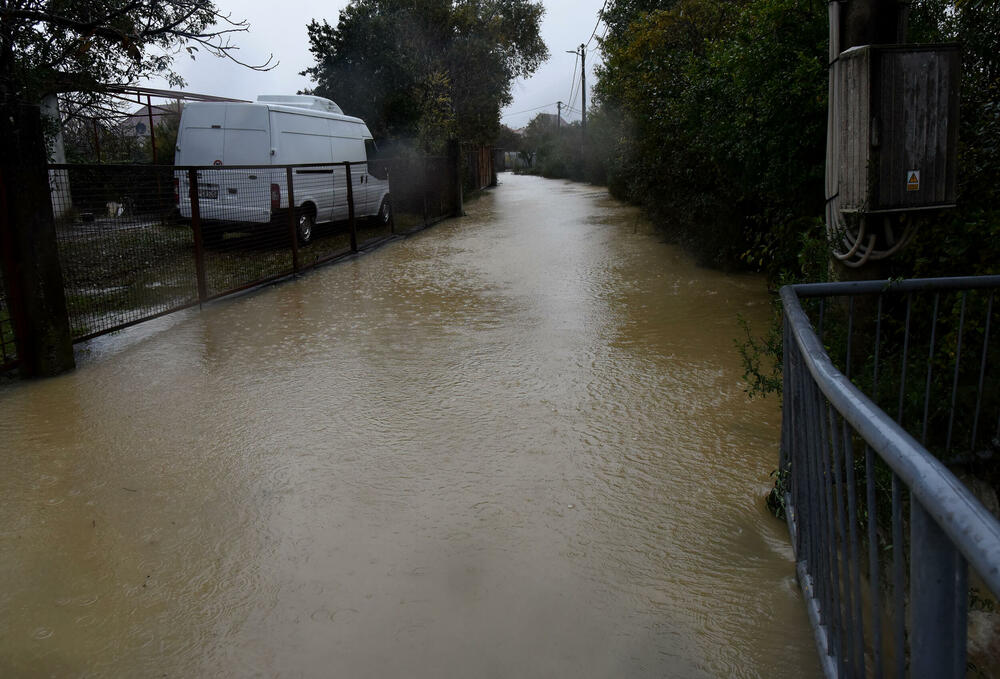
top-left (0, 174), bottom-right (820, 678)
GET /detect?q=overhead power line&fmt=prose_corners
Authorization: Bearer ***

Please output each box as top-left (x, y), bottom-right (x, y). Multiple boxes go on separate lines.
top-left (586, 0), bottom-right (610, 48)
top-left (501, 101), bottom-right (561, 120)
top-left (567, 52), bottom-right (578, 111)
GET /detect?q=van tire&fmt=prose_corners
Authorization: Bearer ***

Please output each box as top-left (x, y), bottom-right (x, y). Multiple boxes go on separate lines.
top-left (375, 196), bottom-right (393, 229)
top-left (296, 208), bottom-right (315, 245)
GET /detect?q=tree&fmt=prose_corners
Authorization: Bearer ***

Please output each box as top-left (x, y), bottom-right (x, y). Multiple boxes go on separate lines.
top-left (302, 0), bottom-right (548, 149)
top-left (592, 0), bottom-right (828, 273)
top-left (0, 0), bottom-right (270, 376)
top-left (893, 0), bottom-right (1000, 277)
top-left (0, 0), bottom-right (275, 161)
top-left (0, 0), bottom-right (273, 111)
top-left (494, 124), bottom-right (523, 154)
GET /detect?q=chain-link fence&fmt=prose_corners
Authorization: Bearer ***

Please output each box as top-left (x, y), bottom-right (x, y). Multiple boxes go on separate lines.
top-left (51, 164), bottom-right (199, 340)
top-left (383, 156), bottom-right (455, 232)
top-left (48, 157), bottom-right (458, 342)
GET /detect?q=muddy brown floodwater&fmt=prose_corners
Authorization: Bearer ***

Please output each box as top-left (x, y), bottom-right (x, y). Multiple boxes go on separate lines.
top-left (1, 173), bottom-right (821, 677)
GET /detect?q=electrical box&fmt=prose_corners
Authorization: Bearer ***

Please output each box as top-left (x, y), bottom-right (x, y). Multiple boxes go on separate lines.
top-left (837, 44), bottom-right (960, 214)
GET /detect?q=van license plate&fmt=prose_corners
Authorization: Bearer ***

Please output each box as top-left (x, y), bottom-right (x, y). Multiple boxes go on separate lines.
top-left (198, 184), bottom-right (219, 200)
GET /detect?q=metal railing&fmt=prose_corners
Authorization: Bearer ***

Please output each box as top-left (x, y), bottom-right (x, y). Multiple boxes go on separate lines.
top-left (49, 158), bottom-right (457, 342)
top-left (780, 275), bottom-right (1000, 678)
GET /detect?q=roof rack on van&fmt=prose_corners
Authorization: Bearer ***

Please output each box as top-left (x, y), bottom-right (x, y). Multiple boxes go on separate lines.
top-left (256, 95), bottom-right (344, 115)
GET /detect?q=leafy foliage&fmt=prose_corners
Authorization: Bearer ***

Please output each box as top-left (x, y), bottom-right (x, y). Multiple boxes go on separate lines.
top-left (302, 0), bottom-right (548, 149)
top-left (576, 0), bottom-right (999, 282)
top-left (515, 107), bottom-right (617, 183)
top-left (592, 0), bottom-right (829, 274)
top-left (894, 0), bottom-right (1000, 279)
top-left (0, 0), bottom-right (272, 106)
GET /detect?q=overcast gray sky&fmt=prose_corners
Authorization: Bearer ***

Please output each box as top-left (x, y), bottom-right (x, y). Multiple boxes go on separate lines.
top-left (145, 0), bottom-right (606, 130)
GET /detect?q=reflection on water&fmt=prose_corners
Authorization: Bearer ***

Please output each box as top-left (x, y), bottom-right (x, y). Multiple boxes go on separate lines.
top-left (0, 173), bottom-right (820, 677)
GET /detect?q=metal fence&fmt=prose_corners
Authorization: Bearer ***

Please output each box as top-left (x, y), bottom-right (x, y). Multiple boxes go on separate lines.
top-left (464, 144), bottom-right (496, 191)
top-left (780, 276), bottom-right (1000, 678)
top-left (50, 158), bottom-right (456, 342)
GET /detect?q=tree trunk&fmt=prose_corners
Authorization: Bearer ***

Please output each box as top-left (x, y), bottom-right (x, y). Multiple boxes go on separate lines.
top-left (0, 103), bottom-right (75, 377)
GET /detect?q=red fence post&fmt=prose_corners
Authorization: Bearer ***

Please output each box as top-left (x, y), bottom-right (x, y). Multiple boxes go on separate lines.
top-left (286, 167), bottom-right (300, 272)
top-left (188, 168), bottom-right (208, 302)
top-left (345, 162), bottom-right (358, 252)
top-left (449, 140), bottom-right (463, 218)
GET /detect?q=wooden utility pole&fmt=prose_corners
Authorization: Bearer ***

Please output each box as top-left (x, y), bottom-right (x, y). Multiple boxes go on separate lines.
top-left (579, 44), bottom-right (587, 139)
top-left (828, 0), bottom-right (910, 278)
top-left (557, 101), bottom-right (562, 130)
top-left (841, 0), bottom-right (907, 48)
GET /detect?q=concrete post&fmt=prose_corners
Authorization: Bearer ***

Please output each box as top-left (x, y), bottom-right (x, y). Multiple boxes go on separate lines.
top-left (41, 94), bottom-right (73, 220)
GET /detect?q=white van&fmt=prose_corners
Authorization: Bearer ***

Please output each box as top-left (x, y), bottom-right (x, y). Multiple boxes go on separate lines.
top-left (174, 95), bottom-right (391, 244)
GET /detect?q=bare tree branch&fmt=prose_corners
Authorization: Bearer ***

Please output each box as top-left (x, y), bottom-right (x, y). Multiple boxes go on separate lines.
top-left (1, 0), bottom-right (276, 103)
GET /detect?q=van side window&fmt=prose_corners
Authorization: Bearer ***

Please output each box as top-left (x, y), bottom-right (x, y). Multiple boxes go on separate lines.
top-left (365, 139), bottom-right (388, 180)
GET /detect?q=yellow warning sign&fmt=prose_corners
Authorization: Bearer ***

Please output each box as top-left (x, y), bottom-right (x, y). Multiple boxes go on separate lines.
top-left (906, 170), bottom-right (920, 192)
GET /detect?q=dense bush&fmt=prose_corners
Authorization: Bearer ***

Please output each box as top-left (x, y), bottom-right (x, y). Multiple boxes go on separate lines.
top-left (893, 0), bottom-right (1000, 279)
top-left (522, 0), bottom-right (999, 282)
top-left (591, 0), bottom-right (829, 275)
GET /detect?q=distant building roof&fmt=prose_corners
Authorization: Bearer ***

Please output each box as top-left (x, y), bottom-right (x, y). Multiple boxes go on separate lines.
top-left (121, 101), bottom-right (181, 137)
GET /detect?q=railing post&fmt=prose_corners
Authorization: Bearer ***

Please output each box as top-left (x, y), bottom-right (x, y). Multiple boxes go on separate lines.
top-left (286, 167), bottom-right (299, 273)
top-left (910, 502), bottom-right (968, 679)
top-left (188, 168), bottom-right (208, 302)
top-left (345, 162), bottom-right (358, 252)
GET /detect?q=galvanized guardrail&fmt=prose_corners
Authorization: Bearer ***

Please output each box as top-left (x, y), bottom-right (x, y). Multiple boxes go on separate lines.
top-left (780, 275), bottom-right (1000, 678)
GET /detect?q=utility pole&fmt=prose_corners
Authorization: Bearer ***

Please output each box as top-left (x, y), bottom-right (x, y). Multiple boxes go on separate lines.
top-left (827, 0), bottom-right (910, 277)
top-left (579, 44), bottom-right (587, 140)
top-left (557, 101), bottom-right (562, 130)
top-left (841, 0), bottom-right (907, 49)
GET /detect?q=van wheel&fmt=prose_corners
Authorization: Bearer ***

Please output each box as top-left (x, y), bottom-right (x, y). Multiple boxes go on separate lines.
top-left (297, 209), bottom-right (314, 245)
top-left (376, 196), bottom-right (393, 229)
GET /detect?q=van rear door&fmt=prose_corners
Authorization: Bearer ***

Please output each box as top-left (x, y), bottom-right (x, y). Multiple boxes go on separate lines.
top-left (175, 103), bottom-right (272, 223)
top-left (175, 103), bottom-right (226, 219)
top-left (216, 106), bottom-right (270, 222)
top-left (175, 103), bottom-right (226, 166)
top-left (222, 106), bottom-right (270, 165)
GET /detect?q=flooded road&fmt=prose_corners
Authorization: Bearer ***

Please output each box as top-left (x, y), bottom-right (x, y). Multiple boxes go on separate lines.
top-left (1, 173), bottom-right (821, 677)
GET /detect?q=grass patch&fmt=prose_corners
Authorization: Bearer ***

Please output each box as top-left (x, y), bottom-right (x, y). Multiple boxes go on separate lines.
top-left (55, 212), bottom-right (414, 338)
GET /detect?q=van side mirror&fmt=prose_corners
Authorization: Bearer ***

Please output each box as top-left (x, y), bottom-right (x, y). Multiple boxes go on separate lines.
top-left (370, 164), bottom-right (389, 181)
